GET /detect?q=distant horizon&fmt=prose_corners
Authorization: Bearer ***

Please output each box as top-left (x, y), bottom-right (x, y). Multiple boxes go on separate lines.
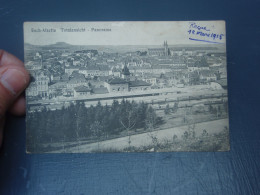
top-left (25, 41), bottom-right (225, 47)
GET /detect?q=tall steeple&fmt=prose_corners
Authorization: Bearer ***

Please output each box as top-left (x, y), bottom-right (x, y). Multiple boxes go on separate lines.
top-left (164, 40), bottom-right (169, 56)
top-left (121, 63), bottom-right (130, 81)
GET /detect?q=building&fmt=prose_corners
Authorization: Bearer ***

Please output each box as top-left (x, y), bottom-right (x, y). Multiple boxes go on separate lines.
top-left (32, 70), bottom-right (50, 98)
top-left (79, 66), bottom-right (110, 77)
top-left (142, 77), bottom-right (157, 86)
top-left (199, 70), bottom-right (217, 82)
top-left (105, 64), bottom-right (152, 93)
top-left (129, 66), bottom-right (154, 75)
top-left (152, 65), bottom-right (172, 74)
top-left (78, 67), bottom-right (88, 77)
top-left (65, 66), bottom-right (79, 76)
top-left (27, 83), bottom-right (38, 96)
top-left (26, 60), bottom-right (42, 71)
top-left (110, 67), bottom-right (121, 77)
top-left (67, 76), bottom-right (87, 89)
top-left (37, 76), bottom-right (49, 97)
top-left (74, 85), bottom-right (91, 97)
top-left (187, 56), bottom-right (210, 72)
top-left (87, 66), bottom-right (102, 77)
top-left (121, 64), bottom-right (131, 80)
top-left (104, 78), bottom-right (129, 93)
top-left (188, 63), bottom-right (210, 72)
top-left (48, 82), bottom-right (67, 98)
top-left (129, 80), bottom-right (151, 91)
top-left (99, 66), bottom-right (110, 77)
top-left (69, 71), bottom-right (85, 80)
top-left (63, 89), bottom-right (74, 97)
top-left (148, 41), bottom-right (170, 56)
top-left (93, 87), bottom-right (109, 94)
top-left (50, 72), bottom-right (61, 83)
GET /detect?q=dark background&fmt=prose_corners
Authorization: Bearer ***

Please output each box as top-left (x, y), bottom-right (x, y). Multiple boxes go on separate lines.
top-left (0, 0), bottom-right (260, 194)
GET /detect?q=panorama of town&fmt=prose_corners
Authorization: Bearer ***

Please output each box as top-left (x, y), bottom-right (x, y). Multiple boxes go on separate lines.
top-left (25, 41), bottom-right (229, 153)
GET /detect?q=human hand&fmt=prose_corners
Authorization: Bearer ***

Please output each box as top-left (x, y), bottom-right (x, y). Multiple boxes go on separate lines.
top-left (0, 50), bottom-right (30, 147)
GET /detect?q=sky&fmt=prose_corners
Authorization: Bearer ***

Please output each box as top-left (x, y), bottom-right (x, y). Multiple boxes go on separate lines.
top-left (24, 21), bottom-right (226, 46)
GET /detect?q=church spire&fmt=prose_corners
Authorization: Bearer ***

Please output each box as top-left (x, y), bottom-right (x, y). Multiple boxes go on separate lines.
top-left (122, 63), bottom-right (130, 76)
top-left (164, 40), bottom-right (169, 56)
top-left (121, 63), bottom-right (130, 81)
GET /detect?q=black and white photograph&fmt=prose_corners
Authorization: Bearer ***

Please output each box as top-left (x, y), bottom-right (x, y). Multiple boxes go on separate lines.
top-left (24, 21), bottom-right (229, 153)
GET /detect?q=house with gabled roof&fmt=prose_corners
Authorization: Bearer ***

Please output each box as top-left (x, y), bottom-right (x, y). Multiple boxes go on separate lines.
top-left (104, 78), bottom-right (129, 93)
top-left (199, 70), bottom-right (217, 82)
top-left (66, 76), bottom-right (87, 89)
top-left (74, 85), bottom-right (91, 97)
top-left (79, 65), bottom-right (110, 77)
top-left (129, 80), bottom-right (151, 91)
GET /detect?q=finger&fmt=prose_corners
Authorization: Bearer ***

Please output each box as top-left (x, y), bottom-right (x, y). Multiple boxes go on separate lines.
top-left (8, 94), bottom-right (26, 116)
top-left (0, 50), bottom-right (24, 68)
top-left (0, 50), bottom-right (29, 103)
top-left (0, 50), bottom-right (30, 147)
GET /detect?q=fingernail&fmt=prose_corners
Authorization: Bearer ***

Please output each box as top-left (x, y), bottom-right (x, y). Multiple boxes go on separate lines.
top-left (0, 69), bottom-right (27, 96)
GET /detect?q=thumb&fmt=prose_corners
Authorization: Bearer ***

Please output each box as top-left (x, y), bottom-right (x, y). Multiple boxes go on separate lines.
top-left (0, 50), bottom-right (30, 147)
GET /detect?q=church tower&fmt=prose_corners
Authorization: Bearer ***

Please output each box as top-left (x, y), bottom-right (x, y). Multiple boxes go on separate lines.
top-left (164, 40), bottom-right (169, 56)
top-left (121, 63), bottom-right (130, 81)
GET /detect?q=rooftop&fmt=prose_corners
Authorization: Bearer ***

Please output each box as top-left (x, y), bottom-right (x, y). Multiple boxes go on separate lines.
top-left (65, 66), bottom-right (80, 69)
top-left (129, 80), bottom-right (151, 87)
top-left (93, 87), bottom-right (109, 94)
top-left (67, 76), bottom-right (86, 84)
top-left (49, 82), bottom-right (67, 89)
top-left (74, 85), bottom-right (91, 92)
top-left (107, 78), bottom-right (128, 84)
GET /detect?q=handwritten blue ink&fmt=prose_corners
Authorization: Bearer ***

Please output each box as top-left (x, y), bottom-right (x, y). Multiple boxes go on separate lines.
top-left (189, 38), bottom-right (223, 44)
top-left (188, 22), bottom-right (225, 44)
top-left (189, 22), bottom-right (210, 31)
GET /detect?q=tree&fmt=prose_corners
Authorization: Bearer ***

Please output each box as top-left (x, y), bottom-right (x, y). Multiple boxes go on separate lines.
top-left (136, 101), bottom-right (148, 129)
top-left (145, 106), bottom-right (160, 150)
top-left (45, 111), bottom-right (56, 143)
top-left (119, 100), bottom-right (137, 148)
top-left (120, 109), bottom-right (136, 130)
top-left (90, 121), bottom-right (103, 137)
top-left (201, 129), bottom-right (208, 137)
top-left (111, 100), bottom-right (119, 113)
top-left (95, 101), bottom-right (104, 122)
top-left (90, 121), bottom-right (104, 150)
top-left (75, 103), bottom-right (87, 139)
top-left (62, 106), bottom-right (75, 141)
top-left (145, 106), bottom-right (157, 131)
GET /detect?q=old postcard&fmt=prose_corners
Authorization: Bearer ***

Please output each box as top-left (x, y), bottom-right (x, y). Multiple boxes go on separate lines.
top-left (24, 21), bottom-right (229, 153)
